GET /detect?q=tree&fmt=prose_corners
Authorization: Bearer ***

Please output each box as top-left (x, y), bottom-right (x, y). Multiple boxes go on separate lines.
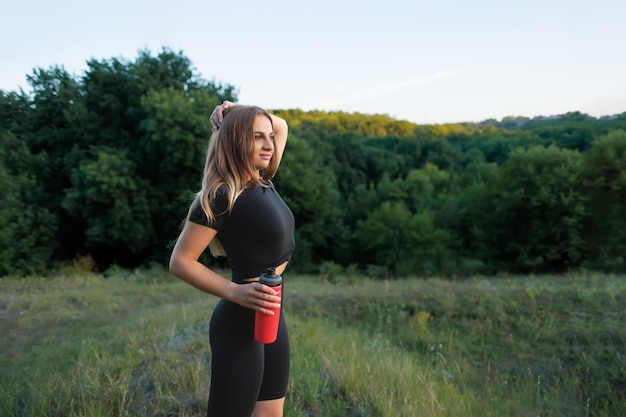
top-left (327, 132), bottom-right (369, 195)
top-left (454, 161), bottom-right (500, 270)
top-left (394, 163), bottom-right (453, 213)
top-left (139, 87), bottom-right (217, 260)
top-left (353, 201), bottom-right (449, 276)
top-left (12, 48), bottom-right (239, 270)
top-left (487, 145), bottom-right (587, 272)
top-left (62, 147), bottom-right (155, 264)
top-left (581, 130), bottom-right (626, 270)
top-left (0, 129), bottom-right (58, 276)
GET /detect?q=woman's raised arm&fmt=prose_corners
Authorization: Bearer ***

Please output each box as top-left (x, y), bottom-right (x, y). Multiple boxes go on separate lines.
top-left (269, 113), bottom-right (288, 170)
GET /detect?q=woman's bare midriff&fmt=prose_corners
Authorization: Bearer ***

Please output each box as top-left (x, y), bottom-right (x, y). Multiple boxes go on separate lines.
top-left (238, 261), bottom-right (289, 283)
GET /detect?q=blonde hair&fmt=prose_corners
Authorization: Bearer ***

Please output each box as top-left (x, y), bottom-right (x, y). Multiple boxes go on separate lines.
top-left (189, 105), bottom-right (277, 256)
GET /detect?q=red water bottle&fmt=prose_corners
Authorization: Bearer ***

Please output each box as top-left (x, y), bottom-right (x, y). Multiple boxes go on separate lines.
top-left (254, 267), bottom-right (282, 344)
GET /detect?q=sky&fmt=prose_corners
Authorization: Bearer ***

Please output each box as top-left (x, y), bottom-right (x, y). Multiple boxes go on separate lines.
top-left (2, 0), bottom-right (625, 125)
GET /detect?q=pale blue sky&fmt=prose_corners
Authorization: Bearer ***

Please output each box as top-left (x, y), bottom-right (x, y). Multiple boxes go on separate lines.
top-left (2, 0), bottom-right (625, 124)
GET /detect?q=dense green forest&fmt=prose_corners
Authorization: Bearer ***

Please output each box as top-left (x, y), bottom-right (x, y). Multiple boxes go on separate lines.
top-left (1, 48), bottom-right (625, 277)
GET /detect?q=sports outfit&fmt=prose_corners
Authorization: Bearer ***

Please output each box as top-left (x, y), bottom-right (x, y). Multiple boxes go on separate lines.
top-left (189, 180), bottom-right (295, 416)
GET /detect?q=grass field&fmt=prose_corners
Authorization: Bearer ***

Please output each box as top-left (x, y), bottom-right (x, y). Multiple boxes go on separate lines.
top-left (1, 266), bottom-right (624, 417)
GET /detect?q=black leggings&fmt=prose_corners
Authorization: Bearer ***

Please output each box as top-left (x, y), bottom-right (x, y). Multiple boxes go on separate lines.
top-left (206, 294), bottom-right (290, 417)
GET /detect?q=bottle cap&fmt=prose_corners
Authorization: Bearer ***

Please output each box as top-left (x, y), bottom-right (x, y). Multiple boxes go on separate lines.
top-left (259, 267), bottom-right (282, 287)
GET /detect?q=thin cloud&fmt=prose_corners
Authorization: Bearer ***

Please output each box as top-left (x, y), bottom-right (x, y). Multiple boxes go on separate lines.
top-left (304, 70), bottom-right (458, 109)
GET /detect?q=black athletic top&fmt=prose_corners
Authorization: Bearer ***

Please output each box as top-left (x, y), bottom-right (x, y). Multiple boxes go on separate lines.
top-left (189, 181), bottom-right (295, 282)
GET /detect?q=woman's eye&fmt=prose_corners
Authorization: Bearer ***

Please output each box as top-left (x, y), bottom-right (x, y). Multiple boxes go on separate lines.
top-left (255, 135), bottom-right (262, 140)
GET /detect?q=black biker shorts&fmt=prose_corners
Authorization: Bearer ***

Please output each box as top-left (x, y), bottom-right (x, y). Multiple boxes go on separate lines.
top-left (206, 294), bottom-right (290, 417)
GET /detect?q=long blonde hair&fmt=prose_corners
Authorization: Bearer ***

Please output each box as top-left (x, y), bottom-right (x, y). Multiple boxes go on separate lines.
top-left (189, 105), bottom-right (278, 256)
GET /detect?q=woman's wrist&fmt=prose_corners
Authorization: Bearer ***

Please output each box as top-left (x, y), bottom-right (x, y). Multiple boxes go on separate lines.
top-left (221, 279), bottom-right (239, 303)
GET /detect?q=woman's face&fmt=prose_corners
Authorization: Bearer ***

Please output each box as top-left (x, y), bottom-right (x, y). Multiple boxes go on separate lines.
top-left (252, 114), bottom-right (274, 170)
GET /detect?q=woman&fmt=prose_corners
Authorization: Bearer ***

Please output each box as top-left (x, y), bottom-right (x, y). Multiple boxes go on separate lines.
top-left (169, 101), bottom-right (294, 417)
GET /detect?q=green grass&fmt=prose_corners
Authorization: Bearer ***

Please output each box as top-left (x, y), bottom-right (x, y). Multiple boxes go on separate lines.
top-left (1, 268), bottom-right (624, 416)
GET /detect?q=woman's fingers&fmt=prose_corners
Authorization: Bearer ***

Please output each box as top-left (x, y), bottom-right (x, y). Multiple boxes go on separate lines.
top-left (253, 283), bottom-right (281, 306)
top-left (235, 282), bottom-right (280, 314)
top-left (210, 100), bottom-right (235, 131)
top-left (253, 284), bottom-right (280, 316)
top-left (210, 107), bottom-right (222, 130)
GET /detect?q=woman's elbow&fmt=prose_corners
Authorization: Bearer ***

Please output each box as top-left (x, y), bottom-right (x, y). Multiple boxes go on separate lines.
top-left (169, 256), bottom-right (182, 277)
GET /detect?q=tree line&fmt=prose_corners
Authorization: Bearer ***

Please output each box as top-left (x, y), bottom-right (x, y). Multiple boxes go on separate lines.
top-left (1, 48), bottom-right (625, 277)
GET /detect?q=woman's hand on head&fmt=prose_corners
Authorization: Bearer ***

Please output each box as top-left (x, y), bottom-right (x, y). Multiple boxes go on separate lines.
top-left (210, 100), bottom-right (235, 131)
top-left (232, 281), bottom-right (281, 315)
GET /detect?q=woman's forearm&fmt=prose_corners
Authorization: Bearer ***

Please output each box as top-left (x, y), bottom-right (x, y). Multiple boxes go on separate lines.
top-left (270, 113), bottom-right (288, 166)
top-left (170, 258), bottom-right (237, 301)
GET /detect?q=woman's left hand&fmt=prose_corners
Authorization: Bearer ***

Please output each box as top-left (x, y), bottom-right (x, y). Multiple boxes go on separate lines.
top-left (230, 281), bottom-right (281, 315)
top-left (210, 100), bottom-right (235, 131)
